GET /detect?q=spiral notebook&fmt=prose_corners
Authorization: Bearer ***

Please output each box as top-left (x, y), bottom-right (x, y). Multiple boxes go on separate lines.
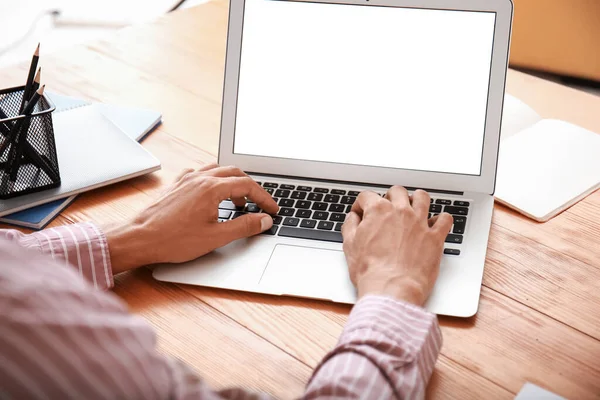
top-left (0, 93), bottom-right (162, 229)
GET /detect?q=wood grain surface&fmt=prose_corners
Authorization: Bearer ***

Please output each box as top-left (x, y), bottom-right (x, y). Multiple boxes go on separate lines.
top-left (1, 1), bottom-right (599, 398)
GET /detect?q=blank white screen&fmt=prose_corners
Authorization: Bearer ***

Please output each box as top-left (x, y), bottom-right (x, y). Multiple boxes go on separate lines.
top-left (233, 0), bottom-right (496, 175)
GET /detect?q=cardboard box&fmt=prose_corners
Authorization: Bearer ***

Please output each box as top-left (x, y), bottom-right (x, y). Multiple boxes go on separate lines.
top-left (510, 0), bottom-right (600, 82)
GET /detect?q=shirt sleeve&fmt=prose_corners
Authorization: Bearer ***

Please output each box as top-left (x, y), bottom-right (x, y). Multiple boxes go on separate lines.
top-left (0, 222), bottom-right (114, 290)
top-left (304, 295), bottom-right (442, 400)
top-left (0, 238), bottom-right (271, 400)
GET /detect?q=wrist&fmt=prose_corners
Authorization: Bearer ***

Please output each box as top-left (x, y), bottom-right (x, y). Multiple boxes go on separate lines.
top-left (357, 276), bottom-right (428, 306)
top-left (103, 220), bottom-right (154, 275)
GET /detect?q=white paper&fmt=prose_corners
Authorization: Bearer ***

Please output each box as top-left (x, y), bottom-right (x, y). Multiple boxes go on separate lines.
top-left (495, 119), bottom-right (600, 221)
top-left (501, 94), bottom-right (542, 140)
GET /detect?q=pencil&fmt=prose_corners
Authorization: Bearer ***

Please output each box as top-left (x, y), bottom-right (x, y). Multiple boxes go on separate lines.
top-left (31, 67), bottom-right (41, 96)
top-left (0, 67), bottom-right (42, 156)
top-left (9, 86), bottom-right (45, 181)
top-left (19, 43), bottom-right (40, 114)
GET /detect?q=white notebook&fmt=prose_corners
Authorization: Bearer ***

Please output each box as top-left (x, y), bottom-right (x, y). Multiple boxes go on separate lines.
top-left (0, 106), bottom-right (161, 217)
top-left (495, 95), bottom-right (600, 222)
top-left (0, 92), bottom-right (162, 228)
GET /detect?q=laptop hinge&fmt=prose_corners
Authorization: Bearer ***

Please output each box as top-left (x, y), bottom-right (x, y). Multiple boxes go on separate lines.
top-left (247, 172), bottom-right (464, 196)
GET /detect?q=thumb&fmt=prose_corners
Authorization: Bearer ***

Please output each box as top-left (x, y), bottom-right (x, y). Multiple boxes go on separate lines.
top-left (218, 213), bottom-right (273, 242)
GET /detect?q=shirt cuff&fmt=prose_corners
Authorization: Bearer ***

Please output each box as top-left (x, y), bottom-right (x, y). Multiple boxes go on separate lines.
top-left (30, 222), bottom-right (114, 290)
top-left (340, 295), bottom-right (442, 371)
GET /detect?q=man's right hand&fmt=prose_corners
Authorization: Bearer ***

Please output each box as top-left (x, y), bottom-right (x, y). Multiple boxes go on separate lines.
top-left (341, 187), bottom-right (453, 306)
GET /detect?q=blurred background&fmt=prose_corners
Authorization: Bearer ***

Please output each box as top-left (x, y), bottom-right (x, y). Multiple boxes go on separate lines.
top-left (1, 0), bottom-right (599, 96)
top-left (0, 0), bottom-right (206, 68)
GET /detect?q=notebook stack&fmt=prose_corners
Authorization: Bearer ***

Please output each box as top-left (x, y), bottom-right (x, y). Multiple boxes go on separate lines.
top-left (0, 92), bottom-right (162, 229)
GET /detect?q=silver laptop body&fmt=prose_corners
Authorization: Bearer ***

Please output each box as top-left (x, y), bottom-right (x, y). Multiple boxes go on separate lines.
top-left (154, 0), bottom-right (513, 317)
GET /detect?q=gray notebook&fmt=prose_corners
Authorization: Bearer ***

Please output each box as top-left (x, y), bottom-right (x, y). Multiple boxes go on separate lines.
top-left (0, 106), bottom-right (161, 217)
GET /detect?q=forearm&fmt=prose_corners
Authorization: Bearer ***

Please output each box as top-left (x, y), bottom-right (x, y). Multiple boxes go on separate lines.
top-left (0, 240), bottom-right (272, 400)
top-left (0, 222), bottom-right (114, 290)
top-left (305, 296), bottom-right (442, 399)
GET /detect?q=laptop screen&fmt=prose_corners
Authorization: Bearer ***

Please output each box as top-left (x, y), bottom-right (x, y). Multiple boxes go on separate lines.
top-left (232, 0), bottom-right (497, 176)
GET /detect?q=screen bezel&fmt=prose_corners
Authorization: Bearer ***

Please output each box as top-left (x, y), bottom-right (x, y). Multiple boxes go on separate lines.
top-left (219, 0), bottom-right (513, 194)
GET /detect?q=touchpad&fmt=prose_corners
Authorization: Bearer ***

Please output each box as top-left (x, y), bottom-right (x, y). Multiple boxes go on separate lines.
top-left (258, 244), bottom-right (356, 303)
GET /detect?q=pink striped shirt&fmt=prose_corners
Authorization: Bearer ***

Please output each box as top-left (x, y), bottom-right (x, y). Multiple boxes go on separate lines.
top-left (0, 223), bottom-right (442, 399)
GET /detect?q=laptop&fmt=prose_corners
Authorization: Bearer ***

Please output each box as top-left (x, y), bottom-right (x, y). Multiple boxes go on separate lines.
top-left (153, 0), bottom-right (513, 317)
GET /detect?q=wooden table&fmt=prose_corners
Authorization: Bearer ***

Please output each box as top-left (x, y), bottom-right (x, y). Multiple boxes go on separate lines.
top-left (2, 1), bottom-right (600, 398)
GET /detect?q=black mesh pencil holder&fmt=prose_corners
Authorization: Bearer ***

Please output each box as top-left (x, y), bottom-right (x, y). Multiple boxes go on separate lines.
top-left (0, 86), bottom-right (60, 199)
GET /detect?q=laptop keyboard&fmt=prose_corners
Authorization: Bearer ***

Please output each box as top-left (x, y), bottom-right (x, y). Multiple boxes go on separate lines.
top-left (218, 181), bottom-right (469, 256)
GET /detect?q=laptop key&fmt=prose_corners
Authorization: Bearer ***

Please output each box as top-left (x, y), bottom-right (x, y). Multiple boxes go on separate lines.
top-left (313, 188), bottom-right (329, 193)
top-left (297, 185), bottom-right (312, 191)
top-left (265, 188), bottom-right (274, 195)
top-left (246, 203), bottom-right (260, 213)
top-left (453, 225), bottom-right (465, 235)
top-left (324, 194), bottom-right (340, 203)
top-left (312, 202), bottom-right (328, 211)
top-left (317, 221), bottom-right (334, 230)
top-left (331, 189), bottom-right (346, 195)
top-left (283, 217), bottom-right (300, 227)
top-left (334, 222), bottom-right (343, 231)
top-left (313, 211), bottom-right (329, 220)
top-left (436, 199), bottom-right (452, 205)
top-left (453, 215), bottom-right (467, 224)
top-left (453, 216), bottom-right (467, 234)
top-left (275, 189), bottom-right (290, 198)
top-left (445, 234), bottom-right (463, 244)
top-left (444, 248), bottom-right (461, 256)
top-left (279, 198), bottom-right (295, 207)
top-left (278, 208), bottom-right (295, 216)
top-left (429, 204), bottom-right (442, 213)
top-left (255, 182), bottom-right (262, 186)
top-left (329, 204), bottom-right (345, 212)
top-left (330, 213), bottom-right (346, 222)
top-left (280, 184), bottom-right (295, 190)
top-left (444, 206), bottom-right (469, 216)
top-left (261, 225), bottom-right (279, 235)
top-left (454, 200), bottom-right (470, 207)
top-left (348, 191), bottom-right (360, 196)
top-left (218, 209), bottom-right (232, 219)
top-left (307, 193), bottom-right (323, 201)
top-left (219, 200), bottom-right (237, 211)
top-left (296, 200), bottom-right (311, 209)
top-left (263, 182), bottom-right (278, 188)
top-left (278, 227), bottom-right (342, 243)
top-left (346, 205), bottom-right (352, 213)
top-left (296, 209), bottom-right (312, 218)
top-left (232, 212), bottom-right (246, 219)
top-left (300, 219), bottom-right (317, 229)
top-left (272, 216), bottom-right (283, 225)
top-left (291, 191), bottom-right (307, 200)
top-left (341, 196), bottom-right (356, 205)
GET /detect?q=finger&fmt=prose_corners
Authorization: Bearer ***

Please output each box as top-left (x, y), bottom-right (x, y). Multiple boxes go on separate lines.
top-left (385, 186), bottom-right (410, 208)
top-left (351, 191), bottom-right (382, 217)
top-left (215, 213), bottom-right (273, 244)
top-left (230, 196), bottom-right (248, 208)
top-left (217, 177), bottom-right (279, 214)
top-left (428, 214), bottom-right (438, 228)
top-left (174, 168), bottom-right (195, 182)
top-left (411, 189), bottom-right (430, 219)
top-left (205, 167), bottom-right (252, 206)
top-left (205, 165), bottom-right (248, 179)
top-left (198, 163), bottom-right (219, 172)
top-left (431, 212), bottom-right (453, 238)
top-left (341, 211), bottom-right (360, 242)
